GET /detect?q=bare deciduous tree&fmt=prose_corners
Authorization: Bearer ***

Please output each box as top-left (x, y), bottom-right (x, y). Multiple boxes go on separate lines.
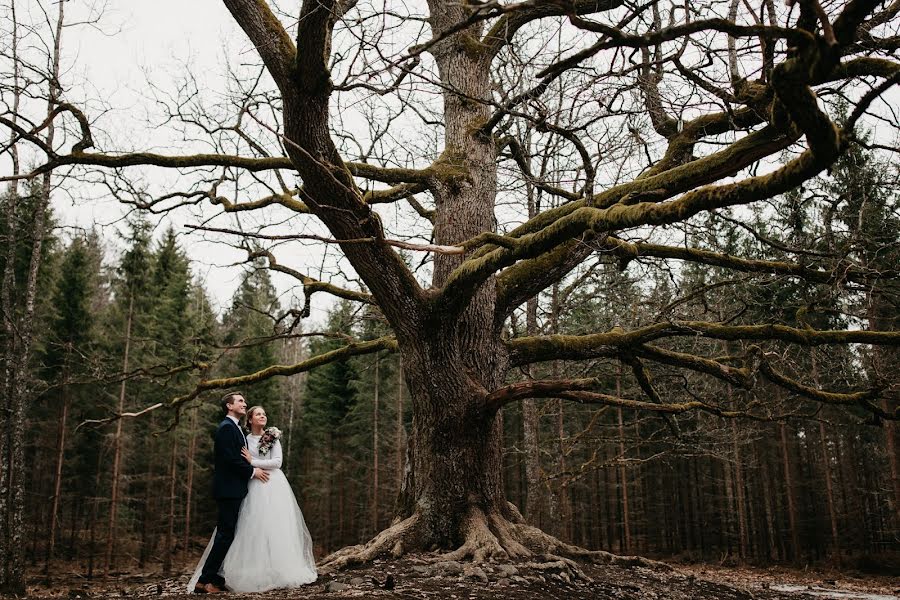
top-left (2, 0), bottom-right (899, 574)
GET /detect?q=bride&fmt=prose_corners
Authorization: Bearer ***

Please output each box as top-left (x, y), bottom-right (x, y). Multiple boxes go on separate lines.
top-left (188, 406), bottom-right (317, 592)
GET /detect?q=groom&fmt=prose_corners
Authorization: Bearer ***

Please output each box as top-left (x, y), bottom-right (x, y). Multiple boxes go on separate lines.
top-left (194, 391), bottom-right (269, 594)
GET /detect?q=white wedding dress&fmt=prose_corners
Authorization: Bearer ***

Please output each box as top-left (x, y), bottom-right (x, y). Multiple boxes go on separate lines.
top-left (187, 435), bottom-right (317, 592)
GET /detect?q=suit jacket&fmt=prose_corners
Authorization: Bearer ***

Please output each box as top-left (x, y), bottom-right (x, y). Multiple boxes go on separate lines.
top-left (212, 418), bottom-right (254, 499)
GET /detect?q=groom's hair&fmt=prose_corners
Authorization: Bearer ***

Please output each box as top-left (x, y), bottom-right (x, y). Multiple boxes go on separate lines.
top-left (221, 390), bottom-right (244, 414)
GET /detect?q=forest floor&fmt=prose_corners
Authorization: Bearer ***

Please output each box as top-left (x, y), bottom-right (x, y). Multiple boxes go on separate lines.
top-left (11, 556), bottom-right (899, 600)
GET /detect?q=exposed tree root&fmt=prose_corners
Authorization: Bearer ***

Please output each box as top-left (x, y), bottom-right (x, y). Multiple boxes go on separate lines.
top-left (318, 514), bottom-right (420, 573)
top-left (509, 522), bottom-right (671, 571)
top-left (318, 506), bottom-right (670, 574)
top-left (441, 507), bottom-right (531, 562)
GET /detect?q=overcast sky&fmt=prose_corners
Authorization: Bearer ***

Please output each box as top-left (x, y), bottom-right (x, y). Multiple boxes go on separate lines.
top-left (52, 0), bottom-right (329, 320)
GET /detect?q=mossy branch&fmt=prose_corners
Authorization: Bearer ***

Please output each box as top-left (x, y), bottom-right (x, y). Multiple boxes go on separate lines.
top-left (508, 322), bottom-right (900, 366)
top-left (448, 130), bottom-right (833, 318)
top-left (490, 387), bottom-right (761, 421)
top-left (484, 350), bottom-right (894, 421)
top-left (602, 237), bottom-right (893, 286)
top-left (78, 336), bottom-right (398, 431)
top-left (757, 351), bottom-right (893, 419)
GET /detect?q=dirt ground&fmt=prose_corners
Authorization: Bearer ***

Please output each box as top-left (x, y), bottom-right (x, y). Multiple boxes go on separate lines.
top-left (11, 556), bottom-right (899, 600)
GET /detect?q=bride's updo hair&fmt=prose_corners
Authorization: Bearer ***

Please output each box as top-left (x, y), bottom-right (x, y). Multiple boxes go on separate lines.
top-left (244, 405), bottom-right (266, 433)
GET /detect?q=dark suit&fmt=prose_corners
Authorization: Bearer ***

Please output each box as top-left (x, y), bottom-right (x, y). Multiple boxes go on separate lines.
top-left (199, 418), bottom-right (254, 588)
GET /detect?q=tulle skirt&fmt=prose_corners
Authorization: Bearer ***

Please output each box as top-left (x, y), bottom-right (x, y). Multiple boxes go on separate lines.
top-left (187, 470), bottom-right (317, 592)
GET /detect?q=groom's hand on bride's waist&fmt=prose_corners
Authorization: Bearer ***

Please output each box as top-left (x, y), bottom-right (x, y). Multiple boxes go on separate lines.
top-left (253, 468), bottom-right (270, 482)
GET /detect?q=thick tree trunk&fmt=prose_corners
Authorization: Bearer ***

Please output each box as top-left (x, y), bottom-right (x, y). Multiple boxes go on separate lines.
top-left (403, 344), bottom-right (511, 548)
top-left (394, 4), bottom-right (513, 555)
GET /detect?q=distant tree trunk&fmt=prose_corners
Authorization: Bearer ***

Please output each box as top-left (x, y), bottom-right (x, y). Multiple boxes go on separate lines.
top-left (183, 408), bottom-right (197, 561)
top-left (548, 283), bottom-right (570, 540)
top-left (588, 466), bottom-right (599, 548)
top-left (140, 417), bottom-right (160, 568)
top-left (46, 360), bottom-right (71, 572)
top-left (818, 422), bottom-right (840, 556)
top-left (882, 394), bottom-right (900, 525)
top-left (616, 366), bottom-right (631, 553)
top-left (283, 337), bottom-right (303, 473)
top-left (604, 445), bottom-right (615, 549)
top-left (105, 293), bottom-right (133, 577)
top-left (759, 445), bottom-right (779, 561)
top-left (371, 356), bottom-right (380, 533)
top-left (780, 421), bottom-right (801, 562)
top-left (523, 296), bottom-right (544, 527)
top-left (632, 415), bottom-right (644, 553)
top-left (338, 460), bottom-right (345, 547)
top-left (731, 419), bottom-right (749, 560)
top-left (868, 293), bottom-right (900, 526)
top-left (87, 451), bottom-right (103, 579)
top-left (163, 441), bottom-right (177, 574)
top-left (722, 453), bottom-right (736, 557)
top-left (327, 433), bottom-right (335, 549)
top-left (68, 491), bottom-right (79, 557)
top-left (681, 457), bottom-right (696, 552)
top-left (521, 171), bottom-right (545, 529)
top-left (690, 457), bottom-right (706, 557)
top-left (395, 359), bottom-right (405, 493)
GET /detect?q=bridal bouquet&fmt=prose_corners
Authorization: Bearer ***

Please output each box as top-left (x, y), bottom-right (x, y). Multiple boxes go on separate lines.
top-left (257, 427), bottom-right (282, 456)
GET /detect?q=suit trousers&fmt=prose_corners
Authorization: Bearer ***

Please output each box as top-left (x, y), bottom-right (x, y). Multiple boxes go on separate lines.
top-left (198, 498), bottom-right (243, 587)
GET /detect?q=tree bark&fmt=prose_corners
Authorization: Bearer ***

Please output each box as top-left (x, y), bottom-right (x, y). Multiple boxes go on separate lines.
top-left (731, 419), bottom-right (749, 560)
top-left (105, 293), bottom-right (133, 577)
top-left (780, 421), bottom-right (801, 562)
top-left (183, 408), bottom-right (197, 562)
top-left (163, 441), bottom-right (177, 574)
top-left (395, 359), bottom-right (406, 498)
top-left (616, 367), bottom-right (631, 552)
top-left (46, 361), bottom-right (71, 572)
top-left (1, 0), bottom-right (63, 591)
top-left (522, 296), bottom-right (544, 527)
top-left (371, 355), bottom-right (380, 534)
top-left (722, 453), bottom-right (736, 557)
top-left (759, 440), bottom-right (779, 561)
top-left (868, 292), bottom-right (900, 526)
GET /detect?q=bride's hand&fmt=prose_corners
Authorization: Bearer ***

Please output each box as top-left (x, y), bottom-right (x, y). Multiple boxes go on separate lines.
top-left (241, 447), bottom-right (252, 463)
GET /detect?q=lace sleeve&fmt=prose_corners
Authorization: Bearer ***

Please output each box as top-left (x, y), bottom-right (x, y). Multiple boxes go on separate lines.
top-left (251, 439), bottom-right (282, 469)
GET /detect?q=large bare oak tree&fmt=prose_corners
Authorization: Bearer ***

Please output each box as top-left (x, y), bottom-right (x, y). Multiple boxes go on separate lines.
top-left (3, 0), bottom-right (900, 574)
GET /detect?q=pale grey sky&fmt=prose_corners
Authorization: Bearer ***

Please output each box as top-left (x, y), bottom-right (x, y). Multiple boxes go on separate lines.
top-left (53, 0), bottom-right (329, 319)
